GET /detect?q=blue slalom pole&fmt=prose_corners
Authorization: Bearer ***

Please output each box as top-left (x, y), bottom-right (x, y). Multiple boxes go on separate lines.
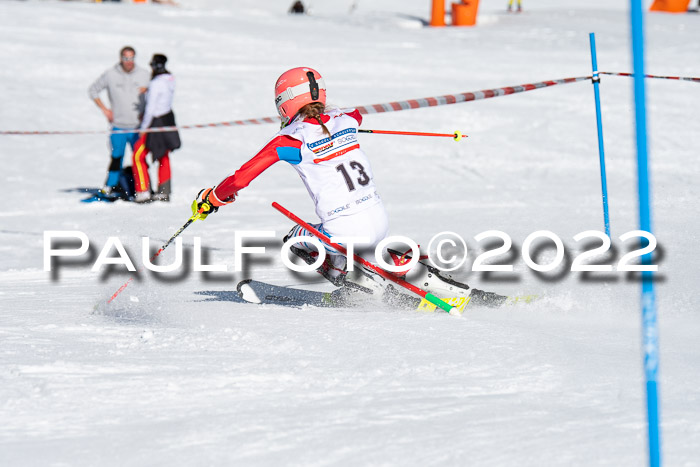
top-left (588, 33), bottom-right (611, 237)
top-left (629, 2), bottom-right (661, 467)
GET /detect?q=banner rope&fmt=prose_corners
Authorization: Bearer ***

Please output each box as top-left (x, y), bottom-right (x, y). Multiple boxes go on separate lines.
top-left (599, 71), bottom-right (700, 83)
top-left (0, 75), bottom-right (592, 136)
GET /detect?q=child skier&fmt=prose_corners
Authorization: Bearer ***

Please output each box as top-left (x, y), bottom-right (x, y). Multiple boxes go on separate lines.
top-left (195, 67), bottom-right (496, 304)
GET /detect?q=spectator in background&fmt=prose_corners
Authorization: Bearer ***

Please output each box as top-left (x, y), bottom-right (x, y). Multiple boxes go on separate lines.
top-left (132, 54), bottom-right (181, 203)
top-left (507, 0), bottom-right (522, 12)
top-left (289, 1), bottom-right (305, 14)
top-left (89, 46), bottom-right (149, 196)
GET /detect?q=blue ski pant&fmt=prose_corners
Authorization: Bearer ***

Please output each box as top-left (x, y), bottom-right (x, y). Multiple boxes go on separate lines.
top-left (106, 127), bottom-right (139, 187)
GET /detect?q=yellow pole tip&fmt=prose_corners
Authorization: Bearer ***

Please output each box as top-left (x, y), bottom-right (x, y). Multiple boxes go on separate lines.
top-left (454, 131), bottom-right (462, 141)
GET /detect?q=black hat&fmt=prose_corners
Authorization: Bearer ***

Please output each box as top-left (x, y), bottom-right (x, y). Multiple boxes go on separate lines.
top-left (150, 54), bottom-right (167, 71)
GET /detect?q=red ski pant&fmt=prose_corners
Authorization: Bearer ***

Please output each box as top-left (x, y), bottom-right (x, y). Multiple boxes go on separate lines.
top-left (132, 135), bottom-right (171, 193)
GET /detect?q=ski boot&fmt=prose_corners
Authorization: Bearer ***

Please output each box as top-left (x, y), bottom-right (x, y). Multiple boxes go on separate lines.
top-left (152, 180), bottom-right (171, 202)
top-left (283, 228), bottom-right (355, 287)
top-left (284, 230), bottom-right (392, 299)
top-left (285, 241), bottom-right (347, 286)
top-left (407, 262), bottom-right (472, 298)
top-left (387, 248), bottom-right (471, 298)
top-left (388, 248), bottom-right (507, 308)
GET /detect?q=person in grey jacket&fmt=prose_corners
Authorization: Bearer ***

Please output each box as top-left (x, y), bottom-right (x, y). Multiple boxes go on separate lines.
top-left (88, 46), bottom-right (149, 195)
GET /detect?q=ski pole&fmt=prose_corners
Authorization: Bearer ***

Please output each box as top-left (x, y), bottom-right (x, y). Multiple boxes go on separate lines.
top-left (359, 129), bottom-right (465, 141)
top-left (272, 202), bottom-right (458, 314)
top-left (106, 202), bottom-right (209, 304)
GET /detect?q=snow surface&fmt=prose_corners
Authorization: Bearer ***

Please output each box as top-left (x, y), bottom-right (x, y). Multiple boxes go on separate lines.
top-left (1, 0), bottom-right (699, 465)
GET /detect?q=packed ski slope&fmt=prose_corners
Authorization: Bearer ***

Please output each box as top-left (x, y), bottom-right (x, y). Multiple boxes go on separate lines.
top-left (1, 0), bottom-right (699, 465)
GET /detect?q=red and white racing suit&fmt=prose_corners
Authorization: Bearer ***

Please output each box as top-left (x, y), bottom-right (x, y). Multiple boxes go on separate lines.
top-left (212, 108), bottom-right (389, 259)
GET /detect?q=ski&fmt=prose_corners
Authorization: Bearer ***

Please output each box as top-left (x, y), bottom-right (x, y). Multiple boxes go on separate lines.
top-left (233, 280), bottom-right (534, 313)
top-left (235, 279), bottom-right (425, 310)
top-left (415, 291), bottom-right (539, 311)
top-left (81, 191), bottom-right (120, 203)
top-left (237, 279), bottom-right (343, 308)
top-left (237, 279), bottom-right (428, 310)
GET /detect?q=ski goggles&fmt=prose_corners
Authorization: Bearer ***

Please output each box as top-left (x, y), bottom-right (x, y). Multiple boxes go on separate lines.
top-left (274, 77), bottom-right (326, 111)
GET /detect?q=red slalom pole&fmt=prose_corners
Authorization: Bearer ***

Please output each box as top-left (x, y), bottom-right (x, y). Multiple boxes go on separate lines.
top-left (359, 129), bottom-right (466, 141)
top-left (272, 202), bottom-right (457, 314)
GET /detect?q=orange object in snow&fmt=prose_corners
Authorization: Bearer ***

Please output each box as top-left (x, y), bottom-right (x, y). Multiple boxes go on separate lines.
top-left (452, 0), bottom-right (479, 26)
top-left (430, 0), bottom-right (446, 27)
top-left (649, 0), bottom-right (690, 12)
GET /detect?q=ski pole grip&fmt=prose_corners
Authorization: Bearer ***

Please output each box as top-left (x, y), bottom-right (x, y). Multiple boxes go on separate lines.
top-left (425, 293), bottom-right (454, 313)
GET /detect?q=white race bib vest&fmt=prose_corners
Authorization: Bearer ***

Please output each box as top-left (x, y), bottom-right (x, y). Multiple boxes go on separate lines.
top-left (279, 109), bottom-right (381, 223)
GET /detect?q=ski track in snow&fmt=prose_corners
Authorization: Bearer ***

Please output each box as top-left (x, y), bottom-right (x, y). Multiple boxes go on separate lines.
top-left (1, 0), bottom-right (699, 465)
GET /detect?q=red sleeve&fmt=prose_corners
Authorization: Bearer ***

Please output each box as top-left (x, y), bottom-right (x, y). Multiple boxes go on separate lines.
top-left (346, 109), bottom-right (363, 126)
top-left (214, 135), bottom-right (302, 202)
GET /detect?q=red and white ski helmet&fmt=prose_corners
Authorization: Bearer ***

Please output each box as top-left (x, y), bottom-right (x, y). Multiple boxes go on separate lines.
top-left (274, 67), bottom-right (326, 123)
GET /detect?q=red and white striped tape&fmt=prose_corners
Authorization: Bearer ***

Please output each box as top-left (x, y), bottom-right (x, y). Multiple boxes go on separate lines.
top-left (355, 76), bottom-right (591, 114)
top-left (0, 75), bottom-right (591, 136)
top-left (600, 71), bottom-right (700, 83)
top-left (0, 117), bottom-right (280, 136)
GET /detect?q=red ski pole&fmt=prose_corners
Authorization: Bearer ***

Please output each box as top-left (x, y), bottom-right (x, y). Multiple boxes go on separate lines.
top-left (359, 129), bottom-right (465, 141)
top-left (272, 202), bottom-right (457, 314)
